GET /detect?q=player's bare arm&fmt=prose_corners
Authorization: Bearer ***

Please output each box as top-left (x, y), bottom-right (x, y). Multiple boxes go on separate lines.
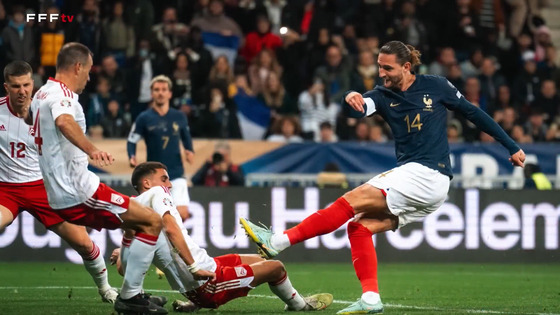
top-left (55, 114), bottom-right (114, 167)
top-left (162, 213), bottom-right (216, 281)
top-left (345, 91), bottom-right (366, 113)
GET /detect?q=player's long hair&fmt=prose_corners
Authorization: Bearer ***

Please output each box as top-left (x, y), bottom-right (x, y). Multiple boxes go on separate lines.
top-left (379, 41), bottom-right (422, 68)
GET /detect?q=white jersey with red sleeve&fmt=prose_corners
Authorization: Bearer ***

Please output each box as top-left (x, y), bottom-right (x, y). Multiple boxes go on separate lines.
top-left (30, 78), bottom-right (100, 209)
top-left (0, 96), bottom-right (42, 183)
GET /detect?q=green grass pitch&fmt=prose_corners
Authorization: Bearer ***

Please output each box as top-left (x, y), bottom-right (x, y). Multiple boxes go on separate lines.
top-left (0, 262), bottom-right (558, 314)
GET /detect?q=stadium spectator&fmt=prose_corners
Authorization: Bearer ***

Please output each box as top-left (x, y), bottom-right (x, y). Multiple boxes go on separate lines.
top-left (248, 48), bottom-right (283, 95)
top-left (511, 124), bottom-right (533, 143)
top-left (393, 0), bottom-right (428, 53)
top-left (318, 121), bottom-right (338, 143)
top-left (192, 141), bottom-right (244, 186)
top-left (101, 99), bottom-right (131, 138)
top-left (266, 115), bottom-right (303, 142)
top-left (263, 0), bottom-right (287, 34)
top-left (98, 55), bottom-right (127, 103)
top-left (536, 45), bottom-right (557, 80)
top-left (460, 47), bottom-right (484, 79)
top-left (314, 45), bottom-right (352, 104)
top-left (196, 86), bottom-right (241, 139)
top-left (123, 0), bottom-right (154, 42)
top-left (531, 79), bottom-right (559, 125)
top-left (208, 55), bottom-right (235, 97)
top-left (428, 47), bottom-right (457, 77)
top-left (114, 161), bottom-right (332, 313)
top-left (512, 51), bottom-right (541, 107)
top-left (127, 75), bottom-right (195, 221)
top-left (240, 15), bottom-right (283, 63)
top-left (478, 57), bottom-right (506, 112)
top-left (171, 52), bottom-right (194, 111)
top-left (37, 6), bottom-right (65, 79)
top-left (305, 28), bottom-right (332, 81)
top-left (298, 78), bottom-right (339, 141)
top-left (496, 106), bottom-right (518, 136)
top-left (524, 108), bottom-right (548, 142)
top-left (151, 7), bottom-right (189, 61)
top-left (225, 0), bottom-right (267, 35)
top-left (258, 71), bottom-right (298, 116)
top-left (446, 63), bottom-right (465, 94)
top-left (351, 50), bottom-right (380, 93)
top-left (66, 0), bottom-right (102, 63)
top-left (369, 124), bottom-right (388, 143)
top-left (447, 120), bottom-right (464, 143)
top-left (183, 26), bottom-right (214, 103)
top-left (489, 85), bottom-right (518, 117)
top-left (191, 0), bottom-right (243, 63)
top-left (1, 5), bottom-right (37, 68)
top-left (276, 27), bottom-right (306, 97)
top-left (352, 119), bottom-right (371, 142)
top-left (126, 39), bottom-right (170, 120)
top-left (533, 25), bottom-right (552, 62)
top-left (101, 1), bottom-right (135, 64)
top-left (87, 76), bottom-right (113, 127)
top-left (524, 163), bottom-right (552, 189)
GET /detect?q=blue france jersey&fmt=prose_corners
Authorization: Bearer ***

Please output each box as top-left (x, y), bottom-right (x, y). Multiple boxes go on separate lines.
top-left (127, 108), bottom-right (193, 180)
top-left (344, 75), bottom-right (520, 178)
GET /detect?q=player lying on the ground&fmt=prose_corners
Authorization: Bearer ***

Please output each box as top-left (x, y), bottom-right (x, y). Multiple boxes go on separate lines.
top-left (110, 161), bottom-right (334, 312)
top-left (241, 40), bottom-right (525, 315)
top-left (0, 60), bottom-right (118, 303)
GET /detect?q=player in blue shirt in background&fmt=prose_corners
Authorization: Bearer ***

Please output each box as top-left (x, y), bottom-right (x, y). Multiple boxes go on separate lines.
top-left (127, 75), bottom-right (194, 221)
top-left (241, 41), bottom-right (526, 314)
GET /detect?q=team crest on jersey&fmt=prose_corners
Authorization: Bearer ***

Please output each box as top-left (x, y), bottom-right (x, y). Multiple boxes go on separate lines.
top-left (111, 193), bottom-right (125, 205)
top-left (423, 94), bottom-right (433, 112)
top-left (28, 127), bottom-right (35, 135)
top-left (234, 266), bottom-right (247, 277)
top-left (172, 122), bottom-right (179, 134)
top-left (162, 197), bottom-right (173, 207)
top-left (60, 99), bottom-right (72, 107)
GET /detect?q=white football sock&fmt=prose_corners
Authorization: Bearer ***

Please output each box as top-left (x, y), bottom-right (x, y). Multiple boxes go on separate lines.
top-left (269, 273), bottom-right (306, 310)
top-left (361, 291), bottom-right (381, 304)
top-left (120, 236), bottom-right (133, 272)
top-left (271, 233), bottom-right (291, 251)
top-left (82, 242), bottom-right (111, 291)
top-left (120, 233), bottom-right (157, 299)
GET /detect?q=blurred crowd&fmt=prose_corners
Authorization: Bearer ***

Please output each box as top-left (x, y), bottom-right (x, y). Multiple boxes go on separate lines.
top-left (0, 0), bottom-right (558, 143)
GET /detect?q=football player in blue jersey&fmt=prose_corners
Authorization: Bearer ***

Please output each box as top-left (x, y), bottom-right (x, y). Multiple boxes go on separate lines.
top-left (127, 75), bottom-right (195, 221)
top-left (241, 41), bottom-right (526, 314)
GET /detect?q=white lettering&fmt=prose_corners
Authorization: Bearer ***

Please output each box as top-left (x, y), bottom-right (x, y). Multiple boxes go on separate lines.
top-left (424, 203), bottom-right (464, 250)
top-left (386, 228), bottom-right (423, 250)
top-left (271, 187), bottom-right (320, 249)
top-left (0, 216), bottom-right (19, 248)
top-left (522, 203), bottom-right (560, 249)
top-left (465, 189), bottom-right (479, 249)
top-left (481, 202), bottom-right (520, 250)
top-left (208, 202), bottom-right (249, 249)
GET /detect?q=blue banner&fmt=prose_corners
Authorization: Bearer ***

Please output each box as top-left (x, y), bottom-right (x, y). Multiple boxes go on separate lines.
top-left (241, 142), bottom-right (560, 176)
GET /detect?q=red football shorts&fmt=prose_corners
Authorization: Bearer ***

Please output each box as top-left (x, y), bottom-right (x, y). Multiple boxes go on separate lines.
top-left (57, 183), bottom-right (130, 231)
top-left (185, 254), bottom-right (255, 309)
top-left (0, 179), bottom-right (64, 228)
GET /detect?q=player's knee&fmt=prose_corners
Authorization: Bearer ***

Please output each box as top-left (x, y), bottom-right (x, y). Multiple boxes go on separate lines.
top-left (268, 260), bottom-right (286, 279)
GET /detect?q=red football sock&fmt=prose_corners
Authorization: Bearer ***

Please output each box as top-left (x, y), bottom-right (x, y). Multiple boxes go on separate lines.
top-left (348, 221), bottom-right (378, 293)
top-left (285, 197), bottom-right (355, 245)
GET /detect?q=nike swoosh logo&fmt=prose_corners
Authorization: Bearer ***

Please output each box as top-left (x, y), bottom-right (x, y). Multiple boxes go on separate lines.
top-left (390, 102), bottom-right (400, 107)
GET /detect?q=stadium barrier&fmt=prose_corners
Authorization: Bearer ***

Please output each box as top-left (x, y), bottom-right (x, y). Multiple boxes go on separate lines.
top-left (1, 187), bottom-right (558, 263)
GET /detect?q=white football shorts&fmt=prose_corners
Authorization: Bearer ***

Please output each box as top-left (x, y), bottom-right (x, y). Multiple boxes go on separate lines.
top-left (366, 162), bottom-right (450, 228)
top-left (171, 177), bottom-right (191, 207)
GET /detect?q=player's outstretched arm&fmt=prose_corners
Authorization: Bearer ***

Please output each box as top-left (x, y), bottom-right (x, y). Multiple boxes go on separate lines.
top-left (55, 114), bottom-right (114, 167)
top-left (162, 213), bottom-right (216, 281)
top-left (345, 91), bottom-right (366, 114)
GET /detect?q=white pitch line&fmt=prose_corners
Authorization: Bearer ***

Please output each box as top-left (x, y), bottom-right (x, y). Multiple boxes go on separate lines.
top-left (0, 286), bottom-right (558, 315)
